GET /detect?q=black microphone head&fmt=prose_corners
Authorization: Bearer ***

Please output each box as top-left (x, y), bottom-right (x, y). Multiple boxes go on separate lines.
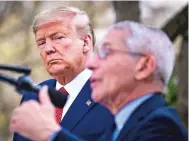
top-left (48, 87), bottom-right (68, 108)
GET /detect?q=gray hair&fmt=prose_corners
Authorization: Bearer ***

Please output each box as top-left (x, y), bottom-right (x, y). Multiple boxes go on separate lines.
top-left (109, 21), bottom-right (174, 84)
top-left (32, 6), bottom-right (95, 45)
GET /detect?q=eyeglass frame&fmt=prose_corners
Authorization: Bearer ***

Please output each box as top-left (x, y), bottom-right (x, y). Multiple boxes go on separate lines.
top-left (96, 46), bottom-right (144, 59)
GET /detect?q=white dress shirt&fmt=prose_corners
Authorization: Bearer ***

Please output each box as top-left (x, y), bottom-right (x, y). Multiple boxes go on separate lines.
top-left (55, 68), bottom-right (92, 120)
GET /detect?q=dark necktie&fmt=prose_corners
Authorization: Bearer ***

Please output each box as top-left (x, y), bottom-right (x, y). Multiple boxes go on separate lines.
top-left (107, 121), bottom-right (116, 141)
top-left (55, 87), bottom-right (69, 124)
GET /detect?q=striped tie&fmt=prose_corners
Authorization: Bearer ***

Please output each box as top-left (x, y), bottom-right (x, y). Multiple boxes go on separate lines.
top-left (55, 87), bottom-right (69, 124)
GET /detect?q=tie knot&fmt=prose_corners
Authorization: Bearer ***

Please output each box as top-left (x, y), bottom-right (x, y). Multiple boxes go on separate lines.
top-left (59, 87), bottom-right (69, 95)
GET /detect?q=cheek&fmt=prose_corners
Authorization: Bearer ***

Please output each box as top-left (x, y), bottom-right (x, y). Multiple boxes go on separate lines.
top-left (63, 51), bottom-right (84, 70)
top-left (102, 60), bottom-right (135, 93)
top-left (59, 38), bottom-right (80, 50)
top-left (54, 39), bottom-right (73, 56)
top-left (65, 47), bottom-right (84, 66)
top-left (98, 66), bottom-right (119, 96)
top-left (60, 40), bottom-right (83, 58)
top-left (103, 63), bottom-right (121, 85)
top-left (103, 73), bottom-right (120, 96)
top-left (60, 41), bottom-right (70, 49)
top-left (40, 51), bottom-right (47, 63)
top-left (39, 51), bottom-right (51, 72)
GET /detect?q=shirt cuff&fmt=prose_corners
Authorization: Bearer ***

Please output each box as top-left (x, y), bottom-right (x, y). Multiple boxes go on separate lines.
top-left (48, 129), bottom-right (61, 141)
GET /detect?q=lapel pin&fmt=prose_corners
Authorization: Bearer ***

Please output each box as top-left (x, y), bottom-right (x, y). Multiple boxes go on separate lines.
top-left (86, 100), bottom-right (92, 106)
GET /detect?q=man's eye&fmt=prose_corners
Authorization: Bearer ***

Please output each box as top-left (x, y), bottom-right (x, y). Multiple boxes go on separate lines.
top-left (37, 41), bottom-right (45, 46)
top-left (103, 47), bottom-right (110, 55)
top-left (54, 36), bottom-right (64, 40)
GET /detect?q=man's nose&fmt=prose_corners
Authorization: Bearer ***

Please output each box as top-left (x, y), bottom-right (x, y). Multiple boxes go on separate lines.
top-left (44, 39), bottom-right (55, 54)
top-left (86, 53), bottom-right (99, 71)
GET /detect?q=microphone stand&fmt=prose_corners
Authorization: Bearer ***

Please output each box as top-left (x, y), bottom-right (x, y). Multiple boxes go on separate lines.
top-left (0, 64), bottom-right (67, 108)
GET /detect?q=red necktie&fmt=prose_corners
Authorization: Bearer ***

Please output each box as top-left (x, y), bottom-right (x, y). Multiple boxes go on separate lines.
top-left (55, 87), bottom-right (69, 124)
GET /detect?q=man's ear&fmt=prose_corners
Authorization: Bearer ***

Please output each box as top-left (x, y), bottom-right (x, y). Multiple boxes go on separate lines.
top-left (83, 35), bottom-right (92, 53)
top-left (134, 55), bottom-right (156, 81)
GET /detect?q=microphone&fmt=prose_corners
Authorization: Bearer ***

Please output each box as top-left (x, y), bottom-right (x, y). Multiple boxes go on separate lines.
top-left (27, 84), bottom-right (68, 108)
top-left (0, 64), bottom-right (68, 108)
top-left (47, 87), bottom-right (68, 108)
top-left (16, 75), bottom-right (68, 108)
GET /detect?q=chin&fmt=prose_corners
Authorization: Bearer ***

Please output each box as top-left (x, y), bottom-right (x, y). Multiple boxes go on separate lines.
top-left (47, 68), bottom-right (65, 77)
top-left (92, 92), bottom-right (110, 110)
top-left (48, 63), bottom-right (67, 71)
top-left (91, 91), bottom-right (104, 103)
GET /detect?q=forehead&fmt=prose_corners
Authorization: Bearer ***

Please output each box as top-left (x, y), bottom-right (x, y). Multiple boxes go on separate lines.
top-left (102, 29), bottom-right (131, 49)
top-left (35, 20), bottom-right (74, 39)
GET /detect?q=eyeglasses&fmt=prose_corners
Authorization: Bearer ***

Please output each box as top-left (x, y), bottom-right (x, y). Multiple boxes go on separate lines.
top-left (96, 47), bottom-right (143, 59)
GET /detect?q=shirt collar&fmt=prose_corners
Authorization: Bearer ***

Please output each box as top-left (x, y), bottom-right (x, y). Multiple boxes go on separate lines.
top-left (56, 69), bottom-right (92, 99)
top-left (115, 94), bottom-right (153, 132)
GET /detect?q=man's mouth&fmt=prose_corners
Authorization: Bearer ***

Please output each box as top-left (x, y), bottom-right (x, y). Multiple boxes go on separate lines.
top-left (47, 59), bottom-right (61, 65)
top-left (90, 77), bottom-right (100, 88)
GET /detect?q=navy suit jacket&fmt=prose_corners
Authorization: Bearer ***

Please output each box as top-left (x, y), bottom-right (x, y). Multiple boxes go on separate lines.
top-left (39, 94), bottom-right (188, 141)
top-left (13, 79), bottom-right (114, 141)
top-left (103, 94), bottom-right (188, 141)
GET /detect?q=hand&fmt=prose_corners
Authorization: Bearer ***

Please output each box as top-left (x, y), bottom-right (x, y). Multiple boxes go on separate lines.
top-left (10, 86), bottom-right (61, 141)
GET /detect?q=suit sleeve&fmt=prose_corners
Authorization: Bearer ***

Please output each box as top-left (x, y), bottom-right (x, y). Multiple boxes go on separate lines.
top-left (53, 128), bottom-right (86, 141)
top-left (132, 116), bottom-right (187, 141)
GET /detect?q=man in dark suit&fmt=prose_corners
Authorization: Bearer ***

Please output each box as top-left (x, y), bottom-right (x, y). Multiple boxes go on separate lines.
top-left (10, 20), bottom-right (187, 141)
top-left (86, 20), bottom-right (188, 141)
top-left (12, 6), bottom-right (113, 141)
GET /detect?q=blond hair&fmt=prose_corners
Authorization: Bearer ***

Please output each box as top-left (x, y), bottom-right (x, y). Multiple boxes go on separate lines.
top-left (32, 6), bottom-right (95, 45)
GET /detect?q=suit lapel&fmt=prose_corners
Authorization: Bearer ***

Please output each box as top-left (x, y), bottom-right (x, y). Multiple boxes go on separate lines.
top-left (116, 93), bottom-right (166, 141)
top-left (60, 80), bottom-right (95, 131)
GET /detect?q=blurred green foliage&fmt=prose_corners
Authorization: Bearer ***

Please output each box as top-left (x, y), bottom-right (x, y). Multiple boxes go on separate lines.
top-left (164, 74), bottom-right (178, 106)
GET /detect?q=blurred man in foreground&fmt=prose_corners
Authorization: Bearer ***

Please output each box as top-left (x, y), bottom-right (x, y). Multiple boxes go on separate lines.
top-left (87, 21), bottom-right (187, 141)
top-left (12, 6), bottom-right (113, 141)
top-left (10, 21), bottom-right (187, 141)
